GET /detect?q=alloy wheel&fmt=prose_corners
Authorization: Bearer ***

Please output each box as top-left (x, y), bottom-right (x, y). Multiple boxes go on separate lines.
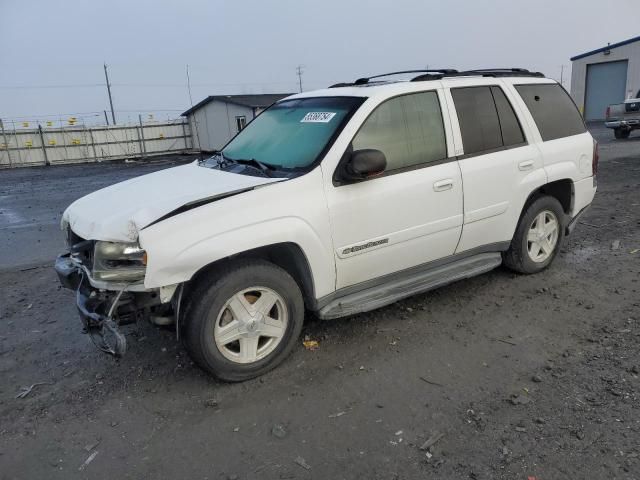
top-left (527, 210), bottom-right (559, 263)
top-left (213, 287), bottom-right (288, 364)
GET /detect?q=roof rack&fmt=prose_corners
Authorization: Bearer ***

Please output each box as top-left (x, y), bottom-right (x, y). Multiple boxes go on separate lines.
top-left (328, 68), bottom-right (545, 88)
top-left (412, 68), bottom-right (545, 81)
top-left (328, 69), bottom-right (458, 88)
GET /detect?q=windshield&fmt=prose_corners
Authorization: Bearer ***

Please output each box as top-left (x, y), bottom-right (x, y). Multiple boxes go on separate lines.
top-left (222, 96), bottom-right (363, 170)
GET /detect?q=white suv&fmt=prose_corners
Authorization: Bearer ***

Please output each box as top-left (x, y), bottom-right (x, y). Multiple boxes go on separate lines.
top-left (56, 68), bottom-right (597, 381)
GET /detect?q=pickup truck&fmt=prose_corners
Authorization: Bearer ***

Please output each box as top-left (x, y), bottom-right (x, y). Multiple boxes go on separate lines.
top-left (605, 92), bottom-right (640, 139)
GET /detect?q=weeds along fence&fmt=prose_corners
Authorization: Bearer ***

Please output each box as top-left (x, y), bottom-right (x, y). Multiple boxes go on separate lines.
top-left (0, 119), bottom-right (193, 168)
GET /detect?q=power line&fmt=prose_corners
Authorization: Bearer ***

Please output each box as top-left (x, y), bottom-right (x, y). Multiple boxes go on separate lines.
top-left (0, 80), bottom-right (317, 89)
top-left (0, 84), bottom-right (105, 89)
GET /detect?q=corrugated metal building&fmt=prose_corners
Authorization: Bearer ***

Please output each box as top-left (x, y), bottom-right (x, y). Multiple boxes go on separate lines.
top-left (570, 35), bottom-right (640, 121)
top-left (181, 93), bottom-right (292, 151)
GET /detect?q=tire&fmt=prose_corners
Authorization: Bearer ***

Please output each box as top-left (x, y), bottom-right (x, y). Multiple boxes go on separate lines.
top-left (614, 128), bottom-right (630, 139)
top-left (182, 259), bottom-right (304, 382)
top-left (503, 196), bottom-right (565, 274)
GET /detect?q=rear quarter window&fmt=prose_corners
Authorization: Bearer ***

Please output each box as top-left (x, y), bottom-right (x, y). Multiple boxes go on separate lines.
top-left (515, 84), bottom-right (586, 141)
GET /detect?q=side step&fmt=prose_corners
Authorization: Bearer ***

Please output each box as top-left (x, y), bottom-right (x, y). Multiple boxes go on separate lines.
top-left (318, 252), bottom-right (502, 319)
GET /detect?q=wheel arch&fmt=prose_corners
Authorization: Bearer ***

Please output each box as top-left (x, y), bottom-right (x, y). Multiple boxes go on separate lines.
top-left (522, 178), bottom-right (574, 217)
top-left (187, 242), bottom-right (317, 309)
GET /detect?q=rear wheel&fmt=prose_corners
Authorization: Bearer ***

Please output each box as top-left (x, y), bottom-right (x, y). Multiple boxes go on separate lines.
top-left (503, 196), bottom-right (565, 274)
top-left (183, 259), bottom-right (304, 382)
top-left (614, 128), bottom-right (631, 139)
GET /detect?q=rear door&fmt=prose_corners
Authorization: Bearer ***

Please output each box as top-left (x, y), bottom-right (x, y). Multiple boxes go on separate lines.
top-left (446, 83), bottom-right (545, 253)
top-left (324, 90), bottom-right (464, 289)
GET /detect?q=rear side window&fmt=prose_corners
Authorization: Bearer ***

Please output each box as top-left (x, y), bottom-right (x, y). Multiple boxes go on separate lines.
top-left (515, 84), bottom-right (586, 141)
top-left (451, 86), bottom-right (526, 156)
top-left (451, 87), bottom-right (502, 155)
top-left (352, 91), bottom-right (447, 171)
top-left (491, 86), bottom-right (525, 146)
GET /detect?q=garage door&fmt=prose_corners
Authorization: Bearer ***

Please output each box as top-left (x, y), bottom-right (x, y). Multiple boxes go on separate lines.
top-left (584, 60), bottom-right (628, 121)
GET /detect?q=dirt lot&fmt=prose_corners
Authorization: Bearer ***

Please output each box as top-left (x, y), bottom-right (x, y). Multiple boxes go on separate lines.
top-left (0, 127), bottom-right (638, 480)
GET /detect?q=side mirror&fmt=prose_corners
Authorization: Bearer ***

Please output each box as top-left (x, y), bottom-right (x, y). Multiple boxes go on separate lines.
top-left (342, 149), bottom-right (386, 181)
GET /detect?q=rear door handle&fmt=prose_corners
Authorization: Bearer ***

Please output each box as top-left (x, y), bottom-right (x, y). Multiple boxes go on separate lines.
top-left (518, 160), bottom-right (534, 171)
top-left (433, 179), bottom-right (454, 192)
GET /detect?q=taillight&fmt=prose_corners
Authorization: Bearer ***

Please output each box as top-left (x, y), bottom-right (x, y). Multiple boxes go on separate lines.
top-left (605, 106), bottom-right (610, 118)
top-left (592, 139), bottom-right (599, 176)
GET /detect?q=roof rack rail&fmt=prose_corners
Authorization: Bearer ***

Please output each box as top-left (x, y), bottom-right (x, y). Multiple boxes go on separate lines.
top-left (354, 69), bottom-right (458, 85)
top-left (328, 68), bottom-right (545, 88)
top-left (328, 69), bottom-right (458, 88)
top-left (411, 68), bottom-right (545, 81)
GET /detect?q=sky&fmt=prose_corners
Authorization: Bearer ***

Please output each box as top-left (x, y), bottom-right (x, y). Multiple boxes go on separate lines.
top-left (1, 0), bottom-right (639, 126)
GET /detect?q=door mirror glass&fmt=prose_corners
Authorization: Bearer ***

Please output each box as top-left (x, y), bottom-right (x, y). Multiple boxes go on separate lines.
top-left (342, 149), bottom-right (386, 181)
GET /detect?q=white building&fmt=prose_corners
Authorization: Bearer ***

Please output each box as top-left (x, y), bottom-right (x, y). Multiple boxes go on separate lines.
top-left (570, 35), bottom-right (640, 121)
top-left (181, 94), bottom-right (292, 152)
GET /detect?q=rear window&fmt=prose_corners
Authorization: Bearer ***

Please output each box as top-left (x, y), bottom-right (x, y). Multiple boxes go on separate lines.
top-left (515, 84), bottom-right (586, 141)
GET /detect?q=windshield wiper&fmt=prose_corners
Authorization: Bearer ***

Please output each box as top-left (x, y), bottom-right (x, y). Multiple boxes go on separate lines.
top-left (199, 150), bottom-right (228, 167)
top-left (228, 157), bottom-right (277, 177)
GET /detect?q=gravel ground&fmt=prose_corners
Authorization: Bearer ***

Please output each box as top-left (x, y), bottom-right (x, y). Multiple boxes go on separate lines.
top-left (0, 126), bottom-right (638, 480)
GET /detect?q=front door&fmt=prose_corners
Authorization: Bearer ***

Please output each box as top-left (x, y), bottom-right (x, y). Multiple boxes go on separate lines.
top-left (324, 90), bottom-right (464, 290)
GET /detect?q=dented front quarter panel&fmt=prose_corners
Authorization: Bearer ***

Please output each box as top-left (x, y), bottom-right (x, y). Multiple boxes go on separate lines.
top-left (139, 167), bottom-right (336, 298)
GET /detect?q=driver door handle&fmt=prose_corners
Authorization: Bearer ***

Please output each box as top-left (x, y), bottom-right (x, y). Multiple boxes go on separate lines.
top-left (433, 179), bottom-right (454, 192)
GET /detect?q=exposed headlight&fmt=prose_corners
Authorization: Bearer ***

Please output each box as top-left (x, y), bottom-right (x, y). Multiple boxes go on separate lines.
top-left (93, 241), bottom-right (147, 282)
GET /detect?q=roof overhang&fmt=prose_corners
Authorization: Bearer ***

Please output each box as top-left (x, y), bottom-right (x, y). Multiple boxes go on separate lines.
top-left (571, 35), bottom-right (640, 61)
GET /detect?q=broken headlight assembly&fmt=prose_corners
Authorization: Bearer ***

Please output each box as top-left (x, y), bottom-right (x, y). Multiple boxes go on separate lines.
top-left (92, 241), bottom-right (147, 282)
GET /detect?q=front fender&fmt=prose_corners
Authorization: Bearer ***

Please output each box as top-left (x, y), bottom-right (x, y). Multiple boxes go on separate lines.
top-left (143, 217), bottom-right (334, 296)
top-left (138, 168), bottom-right (335, 298)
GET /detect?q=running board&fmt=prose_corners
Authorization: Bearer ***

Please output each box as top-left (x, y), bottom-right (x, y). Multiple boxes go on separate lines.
top-left (318, 252), bottom-right (503, 319)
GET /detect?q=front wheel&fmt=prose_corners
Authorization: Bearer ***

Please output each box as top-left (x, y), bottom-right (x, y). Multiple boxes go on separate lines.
top-left (503, 196), bottom-right (565, 274)
top-left (182, 260), bottom-right (304, 382)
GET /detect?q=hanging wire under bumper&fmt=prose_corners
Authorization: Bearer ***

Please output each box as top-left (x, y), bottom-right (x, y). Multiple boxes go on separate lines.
top-left (55, 254), bottom-right (130, 357)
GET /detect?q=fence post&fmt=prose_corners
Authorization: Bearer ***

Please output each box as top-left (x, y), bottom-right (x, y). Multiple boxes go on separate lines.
top-left (181, 120), bottom-right (189, 150)
top-left (38, 124), bottom-right (50, 166)
top-left (137, 114), bottom-right (146, 158)
top-left (12, 121), bottom-right (22, 166)
top-left (88, 126), bottom-right (98, 162)
top-left (0, 119), bottom-right (13, 167)
top-left (59, 118), bottom-right (69, 162)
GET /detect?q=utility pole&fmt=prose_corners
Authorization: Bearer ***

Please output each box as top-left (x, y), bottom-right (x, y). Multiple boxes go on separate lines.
top-left (186, 64), bottom-right (194, 107)
top-left (186, 64), bottom-right (201, 152)
top-left (296, 65), bottom-right (305, 93)
top-left (103, 63), bottom-right (116, 125)
top-left (560, 65), bottom-right (565, 86)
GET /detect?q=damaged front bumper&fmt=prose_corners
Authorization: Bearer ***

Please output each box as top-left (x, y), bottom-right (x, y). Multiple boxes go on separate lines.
top-left (55, 254), bottom-right (175, 357)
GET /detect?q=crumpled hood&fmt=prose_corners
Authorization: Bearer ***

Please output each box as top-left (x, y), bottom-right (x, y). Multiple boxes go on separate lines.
top-left (62, 161), bottom-right (281, 242)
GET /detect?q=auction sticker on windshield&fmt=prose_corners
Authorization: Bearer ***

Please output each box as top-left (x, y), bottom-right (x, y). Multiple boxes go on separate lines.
top-left (301, 112), bottom-right (336, 123)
